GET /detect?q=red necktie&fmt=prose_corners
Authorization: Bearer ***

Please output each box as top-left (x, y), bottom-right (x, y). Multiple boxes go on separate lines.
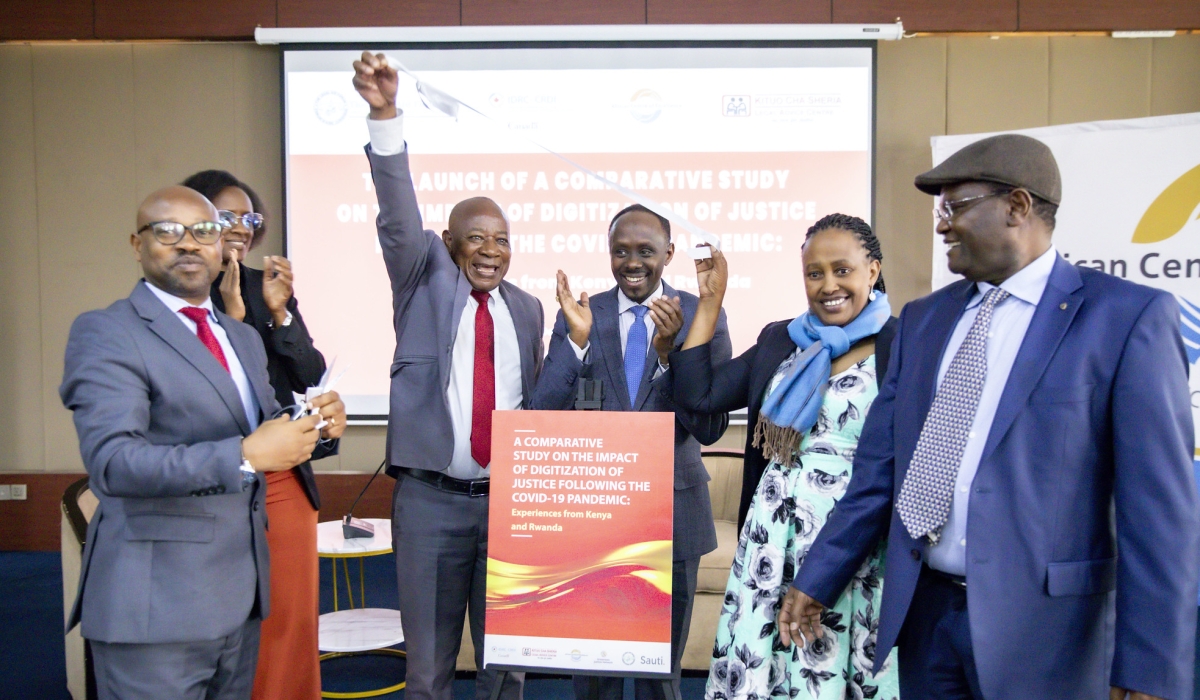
top-left (470, 290), bottom-right (495, 468)
top-left (180, 307), bottom-right (230, 373)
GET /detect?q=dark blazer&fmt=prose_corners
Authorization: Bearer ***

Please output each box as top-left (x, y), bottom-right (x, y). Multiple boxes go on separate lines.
top-left (59, 281), bottom-right (338, 643)
top-left (212, 265), bottom-right (326, 509)
top-left (367, 145), bottom-right (544, 477)
top-left (530, 285), bottom-right (732, 561)
top-left (793, 257), bottom-right (1199, 700)
top-left (670, 315), bottom-right (896, 529)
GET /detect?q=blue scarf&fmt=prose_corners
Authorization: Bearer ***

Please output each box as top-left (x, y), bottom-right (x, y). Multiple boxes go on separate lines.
top-left (753, 292), bottom-right (891, 464)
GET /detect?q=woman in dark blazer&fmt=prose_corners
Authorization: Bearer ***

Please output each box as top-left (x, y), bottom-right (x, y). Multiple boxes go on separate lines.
top-left (671, 214), bottom-right (901, 700)
top-left (184, 170), bottom-right (327, 700)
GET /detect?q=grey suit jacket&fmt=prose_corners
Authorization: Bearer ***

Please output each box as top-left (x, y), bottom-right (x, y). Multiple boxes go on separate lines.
top-left (530, 285), bottom-right (732, 560)
top-left (366, 145), bottom-right (545, 478)
top-left (59, 281), bottom-right (336, 643)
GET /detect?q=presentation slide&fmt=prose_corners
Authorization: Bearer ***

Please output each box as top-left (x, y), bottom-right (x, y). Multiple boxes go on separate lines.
top-left (283, 46), bottom-right (874, 416)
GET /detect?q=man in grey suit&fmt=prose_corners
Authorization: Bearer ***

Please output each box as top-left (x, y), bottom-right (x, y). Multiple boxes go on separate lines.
top-left (59, 186), bottom-right (346, 700)
top-left (531, 205), bottom-right (732, 700)
top-left (352, 53), bottom-right (544, 700)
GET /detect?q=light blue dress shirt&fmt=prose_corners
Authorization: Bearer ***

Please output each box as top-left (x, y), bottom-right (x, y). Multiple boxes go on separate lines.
top-left (144, 280), bottom-right (261, 431)
top-left (926, 246), bottom-right (1058, 576)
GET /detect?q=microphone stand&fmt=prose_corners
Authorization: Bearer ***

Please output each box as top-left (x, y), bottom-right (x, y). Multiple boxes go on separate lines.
top-left (342, 457), bottom-right (387, 539)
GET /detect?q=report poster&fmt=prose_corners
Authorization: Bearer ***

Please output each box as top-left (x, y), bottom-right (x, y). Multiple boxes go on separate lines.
top-left (484, 410), bottom-right (675, 675)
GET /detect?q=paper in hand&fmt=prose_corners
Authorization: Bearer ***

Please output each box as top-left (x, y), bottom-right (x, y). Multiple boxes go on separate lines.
top-left (294, 357), bottom-right (349, 430)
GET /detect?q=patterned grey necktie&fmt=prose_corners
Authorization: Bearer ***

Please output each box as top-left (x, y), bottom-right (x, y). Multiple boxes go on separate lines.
top-left (896, 286), bottom-right (1010, 544)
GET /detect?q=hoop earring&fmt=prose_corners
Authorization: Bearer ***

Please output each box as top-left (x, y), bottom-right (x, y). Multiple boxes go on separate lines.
top-left (869, 290), bottom-right (877, 301)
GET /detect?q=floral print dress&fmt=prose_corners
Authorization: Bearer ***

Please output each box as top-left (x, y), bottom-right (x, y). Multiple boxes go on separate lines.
top-left (705, 353), bottom-right (899, 700)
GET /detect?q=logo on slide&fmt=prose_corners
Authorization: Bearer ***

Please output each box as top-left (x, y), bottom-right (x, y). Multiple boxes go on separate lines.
top-left (1178, 296), bottom-right (1200, 366)
top-left (628, 89), bottom-right (663, 124)
top-left (622, 652), bottom-right (636, 665)
top-left (723, 95), bottom-right (750, 117)
top-left (1132, 163), bottom-right (1200, 244)
top-left (314, 91), bottom-right (348, 126)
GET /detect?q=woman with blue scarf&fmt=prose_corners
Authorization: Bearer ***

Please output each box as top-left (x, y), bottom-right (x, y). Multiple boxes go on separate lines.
top-left (670, 214), bottom-right (899, 700)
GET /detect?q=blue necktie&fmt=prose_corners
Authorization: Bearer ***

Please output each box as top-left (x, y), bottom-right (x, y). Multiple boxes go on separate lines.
top-left (896, 286), bottom-right (1010, 544)
top-left (624, 305), bottom-right (649, 406)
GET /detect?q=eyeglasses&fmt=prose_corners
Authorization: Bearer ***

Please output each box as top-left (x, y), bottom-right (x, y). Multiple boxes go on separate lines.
top-left (933, 189), bottom-right (1013, 224)
top-left (218, 210), bottom-right (264, 231)
top-left (136, 220), bottom-right (227, 246)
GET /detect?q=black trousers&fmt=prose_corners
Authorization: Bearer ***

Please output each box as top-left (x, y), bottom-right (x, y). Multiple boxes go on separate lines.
top-left (573, 557), bottom-right (700, 700)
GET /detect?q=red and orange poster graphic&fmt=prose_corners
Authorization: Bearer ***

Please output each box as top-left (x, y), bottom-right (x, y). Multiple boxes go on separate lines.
top-left (484, 410), bottom-right (675, 675)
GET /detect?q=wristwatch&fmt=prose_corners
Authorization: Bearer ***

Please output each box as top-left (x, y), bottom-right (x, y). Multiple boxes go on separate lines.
top-left (266, 311), bottom-right (293, 329)
top-left (239, 442), bottom-right (257, 489)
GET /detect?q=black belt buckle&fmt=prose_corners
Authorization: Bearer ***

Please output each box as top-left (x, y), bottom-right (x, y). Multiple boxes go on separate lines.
top-left (927, 566), bottom-right (967, 589)
top-left (466, 478), bottom-right (490, 498)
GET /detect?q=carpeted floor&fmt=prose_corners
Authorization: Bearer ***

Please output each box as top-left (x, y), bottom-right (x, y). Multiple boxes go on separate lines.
top-left (6, 550), bottom-right (1199, 700)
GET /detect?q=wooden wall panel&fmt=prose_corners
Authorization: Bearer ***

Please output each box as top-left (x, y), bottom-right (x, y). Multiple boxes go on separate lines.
top-left (0, 473), bottom-right (86, 551)
top-left (1019, 0), bottom-right (1200, 32)
top-left (461, 0), bottom-right (644, 26)
top-left (1049, 37), bottom-right (1151, 124)
top-left (873, 37), bottom-right (946, 307)
top-left (94, 0), bottom-right (275, 39)
top-left (0, 47), bottom-right (46, 474)
top-left (946, 37), bottom-right (1049, 135)
top-left (833, 0), bottom-right (1018, 32)
top-left (230, 45), bottom-right (287, 266)
top-left (648, 0), bottom-right (829, 25)
top-left (1150, 35), bottom-right (1200, 116)
top-left (31, 45), bottom-right (141, 473)
top-left (0, 0), bottom-right (94, 40)
top-left (278, 0), bottom-right (460, 27)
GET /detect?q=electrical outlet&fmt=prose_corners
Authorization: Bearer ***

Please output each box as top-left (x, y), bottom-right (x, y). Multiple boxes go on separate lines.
top-left (0, 485), bottom-right (10, 501)
top-left (10, 484), bottom-right (26, 500)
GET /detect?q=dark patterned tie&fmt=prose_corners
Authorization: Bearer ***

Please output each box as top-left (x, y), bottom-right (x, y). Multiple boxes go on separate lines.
top-left (470, 290), bottom-right (495, 468)
top-left (896, 287), bottom-right (1010, 544)
top-left (180, 307), bottom-right (230, 372)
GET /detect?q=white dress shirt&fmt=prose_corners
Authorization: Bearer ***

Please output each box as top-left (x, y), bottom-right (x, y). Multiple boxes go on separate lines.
top-left (926, 246), bottom-right (1058, 575)
top-left (144, 280), bottom-right (261, 431)
top-left (446, 287), bottom-right (524, 480)
top-left (570, 283), bottom-right (668, 379)
top-left (367, 115), bottom-right (524, 480)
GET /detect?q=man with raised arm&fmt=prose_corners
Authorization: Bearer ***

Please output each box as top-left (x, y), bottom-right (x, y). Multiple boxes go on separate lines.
top-left (351, 52), bottom-right (544, 700)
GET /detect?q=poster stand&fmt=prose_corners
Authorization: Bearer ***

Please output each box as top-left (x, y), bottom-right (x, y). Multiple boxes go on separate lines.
top-left (484, 380), bottom-right (676, 700)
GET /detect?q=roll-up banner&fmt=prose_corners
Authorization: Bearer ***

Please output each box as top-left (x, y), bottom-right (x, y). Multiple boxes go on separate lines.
top-left (485, 410), bottom-right (675, 675)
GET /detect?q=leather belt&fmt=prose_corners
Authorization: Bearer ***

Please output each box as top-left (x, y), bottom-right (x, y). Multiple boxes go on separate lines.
top-left (925, 565), bottom-right (967, 589)
top-left (399, 467), bottom-right (490, 498)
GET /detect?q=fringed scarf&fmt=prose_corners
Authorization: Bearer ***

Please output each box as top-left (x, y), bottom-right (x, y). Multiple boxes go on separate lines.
top-left (752, 293), bottom-right (891, 464)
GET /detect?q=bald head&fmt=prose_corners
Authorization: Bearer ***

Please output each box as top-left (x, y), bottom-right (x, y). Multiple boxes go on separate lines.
top-left (132, 185), bottom-right (225, 305)
top-left (137, 185), bottom-right (218, 230)
top-left (442, 197), bottom-right (511, 292)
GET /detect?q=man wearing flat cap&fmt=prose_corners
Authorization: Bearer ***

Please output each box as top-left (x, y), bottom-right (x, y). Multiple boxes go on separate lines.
top-left (780, 133), bottom-right (1199, 700)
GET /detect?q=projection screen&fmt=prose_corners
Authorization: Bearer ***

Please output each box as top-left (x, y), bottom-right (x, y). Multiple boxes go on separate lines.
top-left (282, 42), bottom-right (875, 418)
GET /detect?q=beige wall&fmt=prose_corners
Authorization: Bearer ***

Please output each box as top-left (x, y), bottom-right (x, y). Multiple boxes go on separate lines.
top-left (2, 36), bottom-right (1198, 473)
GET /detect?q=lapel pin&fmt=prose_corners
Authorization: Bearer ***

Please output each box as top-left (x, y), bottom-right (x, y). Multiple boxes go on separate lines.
top-left (1059, 303), bottom-right (1068, 310)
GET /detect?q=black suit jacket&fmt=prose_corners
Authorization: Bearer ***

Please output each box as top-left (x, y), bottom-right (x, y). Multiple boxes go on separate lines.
top-left (670, 316), bottom-right (896, 529)
top-left (212, 265), bottom-right (327, 510)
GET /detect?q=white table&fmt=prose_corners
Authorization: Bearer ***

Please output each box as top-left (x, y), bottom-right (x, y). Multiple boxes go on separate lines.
top-left (316, 519), bottom-right (405, 698)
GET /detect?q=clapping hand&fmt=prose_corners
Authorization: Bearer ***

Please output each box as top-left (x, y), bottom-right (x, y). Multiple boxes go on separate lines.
top-left (648, 296), bottom-right (684, 364)
top-left (262, 256), bottom-right (294, 327)
top-left (352, 51), bottom-right (399, 120)
top-left (556, 270), bottom-right (593, 349)
top-left (777, 587), bottom-right (826, 648)
top-left (219, 249), bottom-right (245, 322)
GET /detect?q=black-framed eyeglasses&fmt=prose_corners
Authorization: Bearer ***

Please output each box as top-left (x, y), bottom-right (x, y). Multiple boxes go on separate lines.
top-left (933, 189), bottom-right (1013, 224)
top-left (136, 220), bottom-right (227, 245)
top-left (218, 210), bottom-right (264, 231)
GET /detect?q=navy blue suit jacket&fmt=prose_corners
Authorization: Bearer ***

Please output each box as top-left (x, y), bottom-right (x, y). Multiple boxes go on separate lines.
top-left (793, 256), bottom-right (1200, 700)
top-left (530, 284), bottom-right (731, 561)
